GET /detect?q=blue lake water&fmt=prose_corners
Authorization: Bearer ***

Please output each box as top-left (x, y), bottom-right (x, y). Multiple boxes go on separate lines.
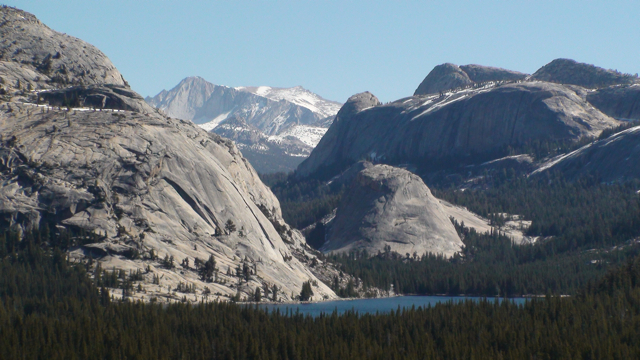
top-left (258, 296), bottom-right (529, 317)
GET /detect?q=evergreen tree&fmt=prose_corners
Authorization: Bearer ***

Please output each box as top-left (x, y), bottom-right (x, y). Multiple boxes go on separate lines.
top-left (300, 281), bottom-right (314, 301)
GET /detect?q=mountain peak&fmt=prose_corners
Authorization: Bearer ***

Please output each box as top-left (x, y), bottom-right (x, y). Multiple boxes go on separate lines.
top-left (531, 58), bottom-right (640, 88)
top-left (0, 6), bottom-right (127, 89)
top-left (414, 63), bottom-right (527, 96)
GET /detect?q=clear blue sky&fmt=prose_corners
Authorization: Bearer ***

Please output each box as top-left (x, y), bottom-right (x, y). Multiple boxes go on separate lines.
top-left (7, 1), bottom-right (640, 103)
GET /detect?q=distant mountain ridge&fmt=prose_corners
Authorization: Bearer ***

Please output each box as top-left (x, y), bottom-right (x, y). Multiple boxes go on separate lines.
top-left (298, 82), bottom-right (619, 179)
top-left (531, 58), bottom-right (640, 89)
top-left (297, 59), bottom-right (638, 181)
top-left (146, 76), bottom-right (340, 133)
top-left (146, 77), bottom-right (342, 173)
top-left (237, 85), bottom-right (341, 120)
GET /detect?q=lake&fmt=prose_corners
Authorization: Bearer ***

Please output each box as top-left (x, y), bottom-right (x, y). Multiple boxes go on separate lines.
top-left (258, 296), bottom-right (529, 317)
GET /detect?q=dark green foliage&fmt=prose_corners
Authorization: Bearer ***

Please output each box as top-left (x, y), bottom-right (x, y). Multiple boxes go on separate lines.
top-left (332, 221), bottom-right (640, 297)
top-left (2, 228), bottom-right (640, 358)
top-left (225, 219), bottom-right (236, 233)
top-left (435, 174), bottom-right (640, 253)
top-left (198, 254), bottom-right (216, 282)
top-left (3, 227), bottom-right (640, 358)
top-left (299, 281), bottom-right (314, 301)
top-left (259, 172), bottom-right (343, 229)
top-left (306, 222), bottom-right (326, 249)
top-left (161, 254), bottom-right (175, 269)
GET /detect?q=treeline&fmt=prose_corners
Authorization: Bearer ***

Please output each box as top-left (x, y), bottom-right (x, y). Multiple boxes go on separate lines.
top-left (330, 221), bottom-right (640, 297)
top-left (2, 229), bottom-right (640, 358)
top-left (435, 174), bottom-right (640, 253)
top-left (260, 172), bottom-right (343, 229)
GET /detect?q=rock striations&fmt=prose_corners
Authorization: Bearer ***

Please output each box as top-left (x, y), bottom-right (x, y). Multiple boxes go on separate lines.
top-left (322, 164), bottom-right (463, 257)
top-left (533, 125), bottom-right (640, 183)
top-left (0, 6), bottom-right (126, 90)
top-left (0, 6), bottom-right (336, 302)
top-left (587, 85), bottom-right (640, 121)
top-left (298, 82), bottom-right (619, 179)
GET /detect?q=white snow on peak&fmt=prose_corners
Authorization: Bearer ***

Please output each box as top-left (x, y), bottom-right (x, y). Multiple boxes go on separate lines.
top-left (269, 125), bottom-right (328, 148)
top-left (197, 109), bottom-right (236, 131)
top-left (238, 85), bottom-right (342, 119)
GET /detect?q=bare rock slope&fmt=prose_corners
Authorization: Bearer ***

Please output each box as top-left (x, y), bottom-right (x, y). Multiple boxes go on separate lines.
top-left (533, 125), bottom-right (640, 183)
top-left (323, 164), bottom-right (463, 257)
top-left (531, 59), bottom-right (640, 89)
top-left (298, 82), bottom-right (618, 179)
top-left (0, 7), bottom-right (336, 302)
top-left (0, 103), bottom-right (336, 302)
top-left (587, 85), bottom-right (640, 121)
top-left (414, 63), bottom-right (528, 96)
top-left (0, 6), bottom-right (126, 90)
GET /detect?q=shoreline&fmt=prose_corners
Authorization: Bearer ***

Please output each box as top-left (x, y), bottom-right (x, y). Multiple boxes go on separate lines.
top-left (244, 293), bottom-right (557, 306)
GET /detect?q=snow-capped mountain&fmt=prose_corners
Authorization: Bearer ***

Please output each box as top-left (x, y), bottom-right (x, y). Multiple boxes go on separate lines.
top-left (237, 85), bottom-right (342, 119)
top-left (146, 77), bottom-right (341, 173)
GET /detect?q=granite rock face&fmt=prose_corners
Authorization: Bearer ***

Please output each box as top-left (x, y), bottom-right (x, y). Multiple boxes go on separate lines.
top-left (414, 63), bottom-right (474, 96)
top-left (587, 85), bottom-right (640, 121)
top-left (531, 59), bottom-right (639, 89)
top-left (298, 83), bottom-right (618, 179)
top-left (0, 6), bottom-right (126, 90)
top-left (36, 84), bottom-right (156, 113)
top-left (533, 125), bottom-right (640, 182)
top-left (0, 103), bottom-right (336, 302)
top-left (414, 63), bottom-right (528, 96)
top-left (0, 7), bottom-right (336, 303)
top-left (459, 64), bottom-right (528, 84)
top-left (322, 164), bottom-right (463, 257)
top-left (296, 92), bottom-right (381, 178)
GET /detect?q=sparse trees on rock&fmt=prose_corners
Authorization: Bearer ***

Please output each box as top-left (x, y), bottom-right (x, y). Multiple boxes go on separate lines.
top-left (198, 255), bottom-right (217, 282)
top-left (225, 219), bottom-right (236, 234)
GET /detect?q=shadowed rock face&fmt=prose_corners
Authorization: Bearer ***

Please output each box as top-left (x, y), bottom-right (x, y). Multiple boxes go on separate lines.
top-left (460, 64), bottom-right (528, 84)
top-left (532, 59), bottom-right (640, 89)
top-left (298, 83), bottom-right (618, 180)
top-left (0, 6), bottom-right (126, 89)
top-left (414, 63), bottom-right (528, 96)
top-left (414, 63), bottom-right (473, 96)
top-left (587, 85), bottom-right (640, 121)
top-left (323, 164), bottom-right (463, 257)
top-left (296, 92), bottom-right (381, 178)
top-left (36, 84), bottom-right (156, 113)
top-left (533, 126), bottom-right (640, 183)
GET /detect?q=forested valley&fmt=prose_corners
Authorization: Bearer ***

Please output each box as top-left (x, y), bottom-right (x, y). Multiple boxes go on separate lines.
top-left (2, 228), bottom-right (640, 358)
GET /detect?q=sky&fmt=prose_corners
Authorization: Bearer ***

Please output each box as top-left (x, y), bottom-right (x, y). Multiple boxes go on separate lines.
top-left (7, 1), bottom-right (640, 103)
